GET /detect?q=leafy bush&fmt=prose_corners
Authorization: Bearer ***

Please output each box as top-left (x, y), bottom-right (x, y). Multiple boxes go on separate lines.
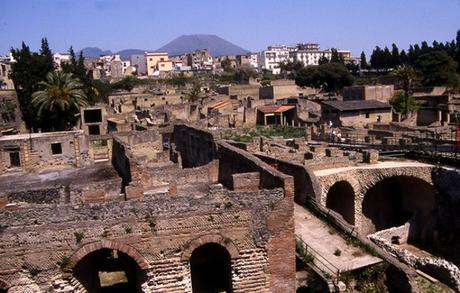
top-left (57, 256), bottom-right (71, 269)
top-left (74, 231), bottom-right (84, 244)
top-left (390, 92), bottom-right (419, 113)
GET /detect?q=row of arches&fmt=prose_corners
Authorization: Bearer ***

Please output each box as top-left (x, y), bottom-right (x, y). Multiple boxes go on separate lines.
top-left (325, 175), bottom-right (437, 240)
top-left (70, 242), bottom-right (233, 293)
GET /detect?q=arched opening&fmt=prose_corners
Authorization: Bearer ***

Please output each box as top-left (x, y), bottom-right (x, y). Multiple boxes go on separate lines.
top-left (73, 248), bottom-right (147, 293)
top-left (362, 176), bottom-right (436, 242)
top-left (190, 243), bottom-right (233, 293)
top-left (326, 181), bottom-right (355, 225)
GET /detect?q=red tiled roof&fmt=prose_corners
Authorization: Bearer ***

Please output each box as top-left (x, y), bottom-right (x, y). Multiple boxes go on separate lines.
top-left (258, 105), bottom-right (295, 114)
top-left (208, 99), bottom-right (239, 110)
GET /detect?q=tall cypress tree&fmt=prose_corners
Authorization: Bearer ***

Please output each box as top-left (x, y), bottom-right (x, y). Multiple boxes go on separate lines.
top-left (456, 30), bottom-right (460, 73)
top-left (391, 43), bottom-right (400, 68)
top-left (383, 47), bottom-right (392, 70)
top-left (370, 46), bottom-right (383, 70)
top-left (9, 39), bottom-right (54, 130)
top-left (400, 50), bottom-right (408, 65)
top-left (407, 45), bottom-right (415, 65)
top-left (360, 51), bottom-right (367, 69)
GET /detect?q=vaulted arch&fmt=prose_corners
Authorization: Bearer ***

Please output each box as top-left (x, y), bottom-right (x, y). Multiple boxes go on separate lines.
top-left (70, 240), bottom-right (149, 270)
top-left (326, 180), bottom-right (355, 225)
top-left (361, 175), bottom-right (436, 240)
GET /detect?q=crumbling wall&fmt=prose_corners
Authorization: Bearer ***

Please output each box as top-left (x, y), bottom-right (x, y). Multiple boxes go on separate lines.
top-left (0, 131), bottom-right (91, 174)
top-left (432, 167), bottom-right (460, 266)
top-left (173, 124), bottom-right (216, 168)
top-left (254, 153), bottom-right (321, 203)
top-left (0, 188), bottom-right (284, 292)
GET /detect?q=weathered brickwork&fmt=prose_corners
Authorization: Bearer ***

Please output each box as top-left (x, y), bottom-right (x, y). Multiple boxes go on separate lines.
top-left (0, 131), bottom-right (91, 174)
top-left (316, 165), bottom-right (435, 234)
top-left (0, 124), bottom-right (296, 293)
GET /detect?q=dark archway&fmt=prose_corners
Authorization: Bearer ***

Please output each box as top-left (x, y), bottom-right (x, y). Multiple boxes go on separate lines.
top-left (73, 248), bottom-right (147, 293)
top-left (362, 176), bottom-right (436, 241)
top-left (190, 243), bottom-right (233, 293)
top-left (326, 181), bottom-right (355, 225)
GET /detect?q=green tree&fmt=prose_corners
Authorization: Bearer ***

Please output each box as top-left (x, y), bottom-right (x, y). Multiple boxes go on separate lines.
top-left (9, 39), bottom-right (55, 130)
top-left (416, 50), bottom-right (459, 87)
top-left (330, 48), bottom-right (344, 64)
top-left (360, 51), bottom-right (368, 69)
top-left (391, 43), bottom-right (400, 68)
top-left (31, 71), bottom-right (89, 130)
top-left (400, 50), bottom-right (408, 65)
top-left (394, 65), bottom-right (418, 114)
top-left (112, 76), bottom-right (144, 92)
top-left (382, 46), bottom-right (392, 70)
top-left (168, 73), bottom-right (188, 87)
top-left (370, 46), bottom-right (384, 70)
top-left (318, 55), bottom-right (329, 65)
top-left (185, 82), bottom-right (202, 102)
top-left (456, 30), bottom-right (460, 73)
top-left (295, 63), bottom-right (354, 92)
top-left (61, 47), bottom-right (96, 103)
top-left (390, 92), bottom-right (418, 113)
top-left (279, 61), bottom-right (303, 78)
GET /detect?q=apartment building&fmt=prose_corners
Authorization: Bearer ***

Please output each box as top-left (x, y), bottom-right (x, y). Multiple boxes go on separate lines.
top-left (257, 45), bottom-right (296, 74)
top-left (146, 52), bottom-right (172, 75)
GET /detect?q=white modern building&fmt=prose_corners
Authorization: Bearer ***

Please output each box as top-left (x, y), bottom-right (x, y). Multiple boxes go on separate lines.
top-left (257, 45), bottom-right (296, 74)
top-left (257, 43), bottom-right (354, 74)
top-left (53, 53), bottom-right (71, 69)
top-left (249, 53), bottom-right (258, 70)
top-left (291, 50), bottom-right (331, 66)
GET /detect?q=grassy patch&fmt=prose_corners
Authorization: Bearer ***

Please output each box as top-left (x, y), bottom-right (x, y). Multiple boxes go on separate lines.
top-left (222, 125), bottom-right (305, 142)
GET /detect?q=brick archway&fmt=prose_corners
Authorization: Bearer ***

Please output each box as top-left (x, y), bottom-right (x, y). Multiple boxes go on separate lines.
top-left (181, 234), bottom-right (239, 260)
top-left (70, 239), bottom-right (149, 270)
top-left (359, 171), bottom-right (433, 197)
top-left (326, 180), bottom-right (356, 225)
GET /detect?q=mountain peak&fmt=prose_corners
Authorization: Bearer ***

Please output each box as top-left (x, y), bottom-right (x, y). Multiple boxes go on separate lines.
top-left (157, 34), bottom-right (249, 57)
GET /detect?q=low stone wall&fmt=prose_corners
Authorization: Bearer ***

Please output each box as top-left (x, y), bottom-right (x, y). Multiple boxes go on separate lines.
top-left (370, 233), bottom-right (460, 291)
top-left (254, 153), bottom-right (321, 204)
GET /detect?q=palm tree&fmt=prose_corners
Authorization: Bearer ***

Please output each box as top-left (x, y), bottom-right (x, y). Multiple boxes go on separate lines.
top-left (32, 71), bottom-right (89, 130)
top-left (394, 65), bottom-right (417, 116)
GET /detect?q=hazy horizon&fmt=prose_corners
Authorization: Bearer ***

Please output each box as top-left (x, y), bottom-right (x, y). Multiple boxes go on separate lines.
top-left (1, 0), bottom-right (460, 56)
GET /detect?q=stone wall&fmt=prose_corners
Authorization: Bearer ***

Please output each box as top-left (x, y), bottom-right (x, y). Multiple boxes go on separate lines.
top-left (0, 187), bottom-right (284, 292)
top-left (316, 165), bottom-right (435, 235)
top-left (0, 131), bottom-right (91, 174)
top-left (0, 124), bottom-right (297, 293)
top-left (254, 153), bottom-right (321, 203)
top-left (338, 109), bottom-right (392, 128)
top-left (173, 124), bottom-right (216, 168)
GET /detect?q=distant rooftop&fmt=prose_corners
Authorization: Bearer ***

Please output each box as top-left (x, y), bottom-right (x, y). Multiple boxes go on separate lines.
top-left (322, 100), bottom-right (391, 112)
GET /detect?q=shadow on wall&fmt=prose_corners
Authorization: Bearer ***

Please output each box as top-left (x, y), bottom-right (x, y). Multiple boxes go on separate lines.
top-left (73, 248), bottom-right (147, 293)
top-left (326, 181), bottom-right (355, 225)
top-left (253, 153), bottom-right (321, 203)
top-left (190, 243), bottom-right (233, 293)
top-left (362, 176), bottom-right (437, 245)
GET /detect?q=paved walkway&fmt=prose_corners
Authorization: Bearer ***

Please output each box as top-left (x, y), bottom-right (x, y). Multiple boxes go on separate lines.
top-left (295, 204), bottom-right (381, 274)
top-left (314, 161), bottom-right (433, 177)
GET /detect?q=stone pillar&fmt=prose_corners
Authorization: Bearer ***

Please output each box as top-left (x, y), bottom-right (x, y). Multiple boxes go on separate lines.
top-left (437, 110), bottom-right (442, 122)
top-left (363, 149), bottom-right (379, 164)
top-left (74, 136), bottom-right (81, 168)
top-left (264, 115), bottom-right (267, 126)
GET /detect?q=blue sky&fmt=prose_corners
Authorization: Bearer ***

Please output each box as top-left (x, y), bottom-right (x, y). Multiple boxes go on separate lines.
top-left (1, 0), bottom-right (459, 57)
